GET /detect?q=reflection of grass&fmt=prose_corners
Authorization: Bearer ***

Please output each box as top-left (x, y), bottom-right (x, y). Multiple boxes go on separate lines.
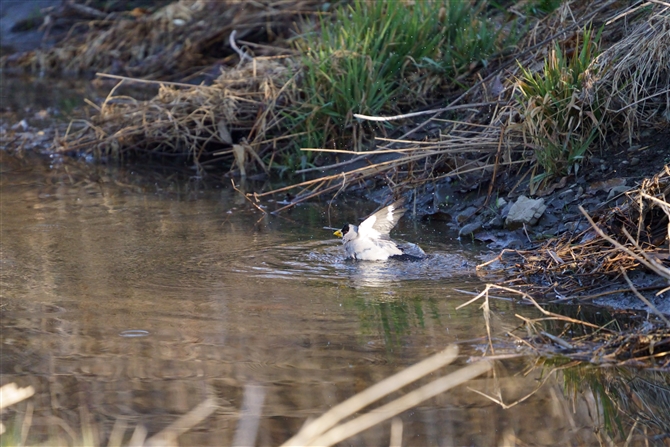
top-left (351, 296), bottom-right (441, 351)
top-left (379, 302), bottom-right (411, 348)
top-left (57, 97), bottom-right (83, 118)
top-left (558, 362), bottom-right (625, 436)
top-left (543, 358), bottom-right (670, 440)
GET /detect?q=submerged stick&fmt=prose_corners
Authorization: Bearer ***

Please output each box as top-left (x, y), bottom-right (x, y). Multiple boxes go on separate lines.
top-left (231, 179), bottom-right (267, 214)
top-left (0, 383), bottom-right (35, 410)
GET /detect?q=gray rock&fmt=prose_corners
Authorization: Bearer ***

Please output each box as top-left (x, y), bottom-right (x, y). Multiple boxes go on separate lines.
top-left (459, 221), bottom-right (482, 238)
top-left (557, 188), bottom-right (576, 204)
top-left (564, 220), bottom-right (590, 233)
top-left (455, 206), bottom-right (478, 223)
top-left (606, 185), bottom-right (631, 201)
top-left (549, 198), bottom-right (566, 210)
top-left (500, 202), bottom-right (513, 220)
top-left (483, 215), bottom-right (504, 229)
top-left (537, 212), bottom-right (560, 231)
top-left (505, 196), bottom-right (547, 229)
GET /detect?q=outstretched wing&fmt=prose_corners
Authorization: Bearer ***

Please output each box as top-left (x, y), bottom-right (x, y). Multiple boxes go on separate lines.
top-left (358, 199), bottom-right (406, 239)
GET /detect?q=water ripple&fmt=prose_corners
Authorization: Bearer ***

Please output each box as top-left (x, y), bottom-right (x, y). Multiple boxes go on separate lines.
top-left (225, 239), bottom-right (477, 288)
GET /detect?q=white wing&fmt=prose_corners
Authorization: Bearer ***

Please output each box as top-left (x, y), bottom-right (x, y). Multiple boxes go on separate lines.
top-left (358, 200), bottom-right (406, 239)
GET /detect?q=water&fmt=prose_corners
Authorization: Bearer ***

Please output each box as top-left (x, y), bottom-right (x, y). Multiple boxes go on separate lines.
top-left (0, 152), bottom-right (663, 445)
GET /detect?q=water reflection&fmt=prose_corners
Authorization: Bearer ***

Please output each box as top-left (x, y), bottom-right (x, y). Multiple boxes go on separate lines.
top-left (546, 360), bottom-right (670, 443)
top-left (1, 153), bottom-right (668, 445)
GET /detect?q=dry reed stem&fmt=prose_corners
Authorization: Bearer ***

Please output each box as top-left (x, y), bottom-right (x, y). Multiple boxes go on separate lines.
top-left (144, 397), bottom-right (217, 446)
top-left (319, 361), bottom-right (492, 446)
top-left (284, 345), bottom-right (459, 446)
top-left (231, 384), bottom-right (266, 447)
top-left (353, 101), bottom-right (502, 122)
top-left (294, 358), bottom-right (493, 447)
top-left (107, 418), bottom-right (128, 447)
top-left (0, 383), bottom-right (35, 410)
top-left (620, 268), bottom-right (670, 328)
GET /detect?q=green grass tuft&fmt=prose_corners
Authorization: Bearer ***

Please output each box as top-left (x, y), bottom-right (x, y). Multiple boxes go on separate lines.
top-left (516, 26), bottom-right (603, 187)
top-left (288, 0), bottom-right (515, 160)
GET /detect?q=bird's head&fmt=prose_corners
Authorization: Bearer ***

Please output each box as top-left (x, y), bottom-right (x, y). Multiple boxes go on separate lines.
top-left (333, 224), bottom-right (351, 238)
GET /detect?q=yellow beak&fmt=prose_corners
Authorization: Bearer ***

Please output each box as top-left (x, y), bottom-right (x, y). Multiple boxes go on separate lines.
top-left (333, 230), bottom-right (343, 238)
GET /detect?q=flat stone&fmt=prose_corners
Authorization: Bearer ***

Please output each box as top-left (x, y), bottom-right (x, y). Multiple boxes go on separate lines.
top-left (537, 211), bottom-right (560, 230)
top-left (455, 206), bottom-right (478, 223)
top-left (505, 196), bottom-right (546, 229)
top-left (587, 178), bottom-right (626, 194)
top-left (459, 221), bottom-right (482, 237)
top-left (483, 215), bottom-right (504, 229)
top-left (607, 185), bottom-right (631, 200)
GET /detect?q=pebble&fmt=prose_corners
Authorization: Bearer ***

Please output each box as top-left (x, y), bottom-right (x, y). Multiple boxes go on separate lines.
top-left (459, 221), bottom-right (482, 237)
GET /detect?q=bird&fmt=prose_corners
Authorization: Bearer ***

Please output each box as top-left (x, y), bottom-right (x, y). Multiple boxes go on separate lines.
top-left (333, 199), bottom-right (417, 261)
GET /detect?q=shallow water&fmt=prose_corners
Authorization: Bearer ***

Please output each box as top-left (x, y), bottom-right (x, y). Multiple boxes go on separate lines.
top-left (1, 153), bottom-right (665, 445)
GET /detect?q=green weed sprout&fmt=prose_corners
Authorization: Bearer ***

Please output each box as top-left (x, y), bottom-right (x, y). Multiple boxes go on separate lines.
top-left (517, 26), bottom-right (603, 187)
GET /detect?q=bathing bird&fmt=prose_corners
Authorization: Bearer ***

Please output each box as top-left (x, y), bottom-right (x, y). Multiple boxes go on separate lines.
top-left (333, 199), bottom-right (413, 261)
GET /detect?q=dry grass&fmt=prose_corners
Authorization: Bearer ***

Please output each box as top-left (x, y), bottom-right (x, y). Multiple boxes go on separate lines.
top-left (591, 3), bottom-right (670, 144)
top-left (253, 121), bottom-right (524, 213)
top-left (473, 165), bottom-right (670, 367)
top-left (55, 58), bottom-right (298, 175)
top-left (495, 1), bottom-right (669, 188)
top-left (2, 1), bottom-right (318, 78)
top-left (258, 0), bottom-right (670, 205)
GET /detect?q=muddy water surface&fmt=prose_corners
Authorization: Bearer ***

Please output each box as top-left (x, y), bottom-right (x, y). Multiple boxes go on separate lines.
top-left (0, 154), bottom-right (624, 446)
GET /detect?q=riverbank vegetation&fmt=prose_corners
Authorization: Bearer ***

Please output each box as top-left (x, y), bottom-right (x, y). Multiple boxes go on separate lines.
top-left (5, 0), bottom-right (665, 222)
top-left (6, 4), bottom-right (661, 194)
top-left (5, 1), bottom-right (666, 189)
